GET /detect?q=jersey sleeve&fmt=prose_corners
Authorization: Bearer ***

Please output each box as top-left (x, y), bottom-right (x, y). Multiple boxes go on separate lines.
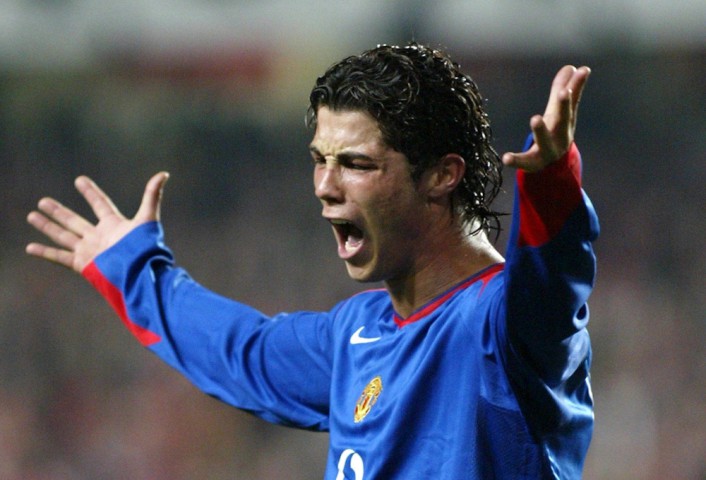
top-left (500, 141), bottom-right (599, 474)
top-left (82, 221), bottom-right (333, 431)
top-left (504, 142), bottom-right (599, 358)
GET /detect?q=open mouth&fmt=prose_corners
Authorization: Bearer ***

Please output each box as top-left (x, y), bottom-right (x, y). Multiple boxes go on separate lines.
top-left (330, 219), bottom-right (365, 256)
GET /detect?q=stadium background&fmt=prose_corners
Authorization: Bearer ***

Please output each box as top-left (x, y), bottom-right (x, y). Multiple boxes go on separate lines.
top-left (1, 1), bottom-right (704, 478)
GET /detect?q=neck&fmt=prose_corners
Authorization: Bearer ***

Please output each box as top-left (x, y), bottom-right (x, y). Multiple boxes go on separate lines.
top-left (384, 229), bottom-right (503, 319)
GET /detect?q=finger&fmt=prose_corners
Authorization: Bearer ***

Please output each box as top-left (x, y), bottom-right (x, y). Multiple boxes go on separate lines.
top-left (545, 66), bottom-right (576, 112)
top-left (75, 176), bottom-right (123, 221)
top-left (26, 242), bottom-right (76, 270)
top-left (530, 114), bottom-right (556, 158)
top-left (566, 66), bottom-right (590, 106)
top-left (566, 66), bottom-right (591, 125)
top-left (550, 65), bottom-right (577, 97)
top-left (503, 115), bottom-right (557, 172)
top-left (502, 145), bottom-right (542, 172)
top-left (502, 150), bottom-right (525, 169)
top-left (502, 150), bottom-right (540, 172)
top-left (36, 197), bottom-right (94, 237)
top-left (554, 87), bottom-right (573, 138)
top-left (27, 210), bottom-right (82, 250)
top-left (536, 91), bottom-right (573, 163)
top-left (135, 172), bottom-right (170, 223)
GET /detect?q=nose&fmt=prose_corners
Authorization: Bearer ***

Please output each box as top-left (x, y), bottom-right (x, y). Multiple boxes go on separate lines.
top-left (314, 163), bottom-right (344, 204)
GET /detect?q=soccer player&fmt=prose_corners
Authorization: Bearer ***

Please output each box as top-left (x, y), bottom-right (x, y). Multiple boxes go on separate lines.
top-left (26, 43), bottom-right (598, 479)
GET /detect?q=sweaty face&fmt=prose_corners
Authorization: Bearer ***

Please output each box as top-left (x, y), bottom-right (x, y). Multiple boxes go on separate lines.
top-left (310, 107), bottom-right (431, 283)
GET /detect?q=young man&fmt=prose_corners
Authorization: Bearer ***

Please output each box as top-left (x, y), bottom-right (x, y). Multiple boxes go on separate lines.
top-left (27, 44), bottom-right (598, 478)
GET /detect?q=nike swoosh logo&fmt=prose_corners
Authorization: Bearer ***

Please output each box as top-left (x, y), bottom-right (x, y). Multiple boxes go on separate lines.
top-left (350, 326), bottom-right (381, 345)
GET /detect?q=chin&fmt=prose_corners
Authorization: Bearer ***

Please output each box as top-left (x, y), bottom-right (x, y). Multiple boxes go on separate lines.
top-left (345, 263), bottom-right (380, 284)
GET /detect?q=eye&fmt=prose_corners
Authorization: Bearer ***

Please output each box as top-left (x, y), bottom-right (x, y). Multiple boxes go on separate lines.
top-left (311, 154), bottom-right (326, 166)
top-left (342, 157), bottom-right (376, 171)
top-left (349, 162), bottom-right (374, 171)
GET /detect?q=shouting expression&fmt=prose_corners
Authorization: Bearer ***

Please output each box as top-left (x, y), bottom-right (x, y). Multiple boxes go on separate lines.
top-left (310, 107), bottom-right (435, 284)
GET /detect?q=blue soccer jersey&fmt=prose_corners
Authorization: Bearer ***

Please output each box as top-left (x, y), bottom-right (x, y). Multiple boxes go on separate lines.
top-left (83, 143), bottom-right (599, 479)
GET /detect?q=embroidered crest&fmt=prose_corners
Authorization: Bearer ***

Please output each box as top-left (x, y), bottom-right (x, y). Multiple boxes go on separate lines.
top-left (354, 376), bottom-right (383, 423)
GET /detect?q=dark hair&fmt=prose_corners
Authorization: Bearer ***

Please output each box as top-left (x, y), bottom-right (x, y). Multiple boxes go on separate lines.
top-left (306, 42), bottom-right (503, 236)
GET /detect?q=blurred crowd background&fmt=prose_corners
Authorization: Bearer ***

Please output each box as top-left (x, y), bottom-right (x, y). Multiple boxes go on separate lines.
top-left (1, 1), bottom-right (705, 478)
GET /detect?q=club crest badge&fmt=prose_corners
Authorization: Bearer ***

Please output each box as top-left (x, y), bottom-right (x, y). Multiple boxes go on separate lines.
top-left (354, 376), bottom-right (383, 423)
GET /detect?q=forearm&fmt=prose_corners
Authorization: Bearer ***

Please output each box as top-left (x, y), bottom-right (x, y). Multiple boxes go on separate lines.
top-left (82, 222), bottom-right (332, 429)
top-left (504, 144), bottom-right (599, 378)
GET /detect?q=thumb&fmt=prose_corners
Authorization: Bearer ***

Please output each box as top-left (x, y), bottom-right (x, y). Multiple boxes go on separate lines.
top-left (135, 172), bottom-right (170, 223)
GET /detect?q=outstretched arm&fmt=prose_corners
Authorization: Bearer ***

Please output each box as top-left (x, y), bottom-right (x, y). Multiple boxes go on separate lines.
top-left (26, 172), bottom-right (170, 272)
top-left (502, 65), bottom-right (591, 172)
top-left (498, 66), bottom-right (598, 466)
top-left (27, 172), bottom-right (333, 429)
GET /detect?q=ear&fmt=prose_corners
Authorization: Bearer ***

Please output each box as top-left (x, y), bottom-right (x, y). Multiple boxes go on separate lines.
top-left (422, 154), bottom-right (466, 200)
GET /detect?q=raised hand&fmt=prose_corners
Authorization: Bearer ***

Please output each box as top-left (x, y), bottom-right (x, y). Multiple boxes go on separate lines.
top-left (26, 172), bottom-right (169, 273)
top-left (502, 65), bottom-right (591, 172)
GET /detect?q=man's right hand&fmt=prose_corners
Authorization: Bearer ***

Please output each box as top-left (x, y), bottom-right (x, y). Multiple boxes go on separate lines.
top-left (26, 172), bottom-right (169, 273)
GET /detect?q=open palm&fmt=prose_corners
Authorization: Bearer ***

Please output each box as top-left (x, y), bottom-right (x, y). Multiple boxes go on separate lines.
top-left (503, 65), bottom-right (591, 172)
top-left (26, 172), bottom-right (169, 273)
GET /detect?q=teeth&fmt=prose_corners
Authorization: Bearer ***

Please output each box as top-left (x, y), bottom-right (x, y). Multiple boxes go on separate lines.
top-left (329, 218), bottom-right (363, 255)
top-left (345, 237), bottom-right (363, 252)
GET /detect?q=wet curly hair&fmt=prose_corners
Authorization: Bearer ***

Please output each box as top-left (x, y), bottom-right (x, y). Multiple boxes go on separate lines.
top-left (306, 42), bottom-right (503, 236)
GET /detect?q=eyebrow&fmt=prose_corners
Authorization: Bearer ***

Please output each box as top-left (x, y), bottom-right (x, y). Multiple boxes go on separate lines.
top-left (308, 146), bottom-right (376, 163)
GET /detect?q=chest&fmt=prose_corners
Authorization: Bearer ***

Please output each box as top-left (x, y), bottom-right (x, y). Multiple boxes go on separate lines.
top-left (329, 302), bottom-right (497, 432)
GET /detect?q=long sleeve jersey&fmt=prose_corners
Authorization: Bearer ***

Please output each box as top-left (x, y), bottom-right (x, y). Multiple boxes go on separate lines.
top-left (83, 143), bottom-right (599, 479)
